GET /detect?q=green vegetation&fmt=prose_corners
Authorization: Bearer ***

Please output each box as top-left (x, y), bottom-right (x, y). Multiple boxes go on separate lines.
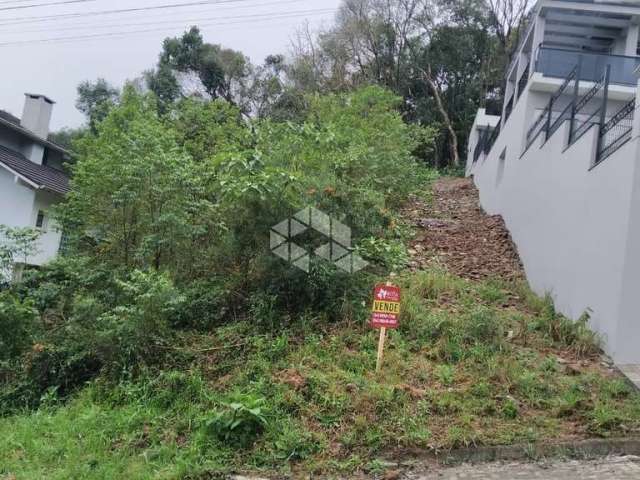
top-left (2, 270), bottom-right (639, 479)
top-left (2, 7), bottom-right (639, 475)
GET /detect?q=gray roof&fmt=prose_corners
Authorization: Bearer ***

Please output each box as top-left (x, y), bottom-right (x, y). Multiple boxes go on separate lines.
top-left (0, 116), bottom-right (69, 156)
top-left (0, 110), bottom-right (20, 126)
top-left (0, 144), bottom-right (69, 195)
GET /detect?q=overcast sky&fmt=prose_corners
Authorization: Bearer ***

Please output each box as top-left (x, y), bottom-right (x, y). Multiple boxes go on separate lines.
top-left (0, 0), bottom-right (341, 131)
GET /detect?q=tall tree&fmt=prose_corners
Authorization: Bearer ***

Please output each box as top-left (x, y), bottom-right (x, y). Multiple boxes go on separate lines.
top-left (75, 78), bottom-right (120, 132)
top-left (152, 26), bottom-right (249, 105)
top-left (486, 0), bottom-right (532, 61)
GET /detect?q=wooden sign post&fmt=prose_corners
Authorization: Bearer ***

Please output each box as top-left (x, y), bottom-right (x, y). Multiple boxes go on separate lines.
top-left (370, 282), bottom-right (401, 372)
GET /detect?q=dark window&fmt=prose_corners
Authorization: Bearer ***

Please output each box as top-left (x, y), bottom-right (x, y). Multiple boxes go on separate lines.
top-left (35, 210), bottom-right (45, 229)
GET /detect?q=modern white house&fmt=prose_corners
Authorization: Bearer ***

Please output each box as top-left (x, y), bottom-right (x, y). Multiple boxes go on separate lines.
top-left (467, 0), bottom-right (640, 365)
top-left (0, 94), bottom-right (70, 278)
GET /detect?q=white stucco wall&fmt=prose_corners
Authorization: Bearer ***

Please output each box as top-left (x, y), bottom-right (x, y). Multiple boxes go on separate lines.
top-left (0, 168), bottom-right (62, 269)
top-left (29, 190), bottom-right (63, 265)
top-left (468, 80), bottom-right (640, 363)
top-left (0, 168), bottom-right (35, 228)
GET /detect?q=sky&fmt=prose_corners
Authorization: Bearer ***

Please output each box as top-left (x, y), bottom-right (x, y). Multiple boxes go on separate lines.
top-left (0, 0), bottom-right (341, 130)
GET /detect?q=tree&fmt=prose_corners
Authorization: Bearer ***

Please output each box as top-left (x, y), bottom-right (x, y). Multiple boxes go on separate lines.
top-left (155, 26), bottom-right (249, 104)
top-left (60, 87), bottom-right (216, 274)
top-left (170, 97), bottom-right (252, 163)
top-left (0, 225), bottom-right (40, 281)
top-left (48, 127), bottom-right (87, 157)
top-left (75, 78), bottom-right (120, 132)
top-left (486, 0), bottom-right (532, 61)
top-left (144, 62), bottom-right (181, 114)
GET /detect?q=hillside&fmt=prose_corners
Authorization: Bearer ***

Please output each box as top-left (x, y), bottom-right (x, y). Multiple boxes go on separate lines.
top-left (1, 178), bottom-right (639, 479)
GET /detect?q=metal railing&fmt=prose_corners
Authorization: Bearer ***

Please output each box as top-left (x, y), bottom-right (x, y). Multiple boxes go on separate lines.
top-left (504, 95), bottom-right (514, 122)
top-left (569, 67), bottom-right (608, 145)
top-left (472, 129), bottom-right (488, 163)
top-left (517, 65), bottom-right (530, 100)
top-left (524, 65), bottom-right (578, 152)
top-left (472, 118), bottom-right (502, 164)
top-left (596, 98), bottom-right (635, 165)
top-left (536, 46), bottom-right (640, 87)
top-left (484, 119), bottom-right (501, 154)
top-left (548, 102), bottom-right (573, 138)
top-left (525, 105), bottom-right (549, 151)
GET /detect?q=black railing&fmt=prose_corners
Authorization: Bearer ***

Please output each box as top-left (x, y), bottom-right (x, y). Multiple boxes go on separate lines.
top-left (484, 119), bottom-right (501, 154)
top-left (571, 108), bottom-right (601, 145)
top-left (473, 129), bottom-right (487, 163)
top-left (472, 119), bottom-right (501, 164)
top-left (525, 105), bottom-right (549, 151)
top-left (524, 65), bottom-right (579, 152)
top-left (569, 68), bottom-right (608, 145)
top-left (596, 98), bottom-right (635, 165)
top-left (504, 95), bottom-right (514, 121)
top-left (517, 65), bottom-right (530, 100)
top-left (548, 102), bottom-right (573, 138)
top-left (536, 46), bottom-right (640, 87)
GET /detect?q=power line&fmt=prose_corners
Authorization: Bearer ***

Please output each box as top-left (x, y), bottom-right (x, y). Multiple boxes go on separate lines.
top-left (0, 0), bottom-right (306, 33)
top-left (0, 0), bottom-right (97, 11)
top-left (0, 8), bottom-right (336, 46)
top-left (0, 0), bottom-right (305, 27)
top-left (0, 0), bottom-right (257, 25)
top-left (0, 0), bottom-right (79, 4)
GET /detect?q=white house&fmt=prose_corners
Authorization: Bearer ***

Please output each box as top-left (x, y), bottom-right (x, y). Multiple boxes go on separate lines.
top-left (0, 94), bottom-right (70, 277)
top-left (467, 0), bottom-right (640, 365)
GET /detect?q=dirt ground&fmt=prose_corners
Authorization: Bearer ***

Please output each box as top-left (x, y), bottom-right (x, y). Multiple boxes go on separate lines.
top-left (404, 177), bottom-right (524, 281)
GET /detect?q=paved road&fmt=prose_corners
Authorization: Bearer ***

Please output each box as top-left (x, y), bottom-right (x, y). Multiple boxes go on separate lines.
top-left (408, 456), bottom-right (640, 480)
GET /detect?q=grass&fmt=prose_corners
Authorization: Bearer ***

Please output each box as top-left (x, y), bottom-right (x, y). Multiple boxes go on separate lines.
top-left (2, 269), bottom-right (640, 479)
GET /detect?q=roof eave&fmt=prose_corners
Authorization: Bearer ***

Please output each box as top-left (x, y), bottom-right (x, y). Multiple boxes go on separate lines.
top-left (0, 117), bottom-right (70, 156)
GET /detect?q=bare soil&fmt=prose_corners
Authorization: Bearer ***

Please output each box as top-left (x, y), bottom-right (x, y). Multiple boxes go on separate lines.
top-left (404, 177), bottom-right (524, 281)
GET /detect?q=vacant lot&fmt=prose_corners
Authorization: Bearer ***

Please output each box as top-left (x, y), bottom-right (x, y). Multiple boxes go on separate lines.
top-left (2, 180), bottom-right (639, 479)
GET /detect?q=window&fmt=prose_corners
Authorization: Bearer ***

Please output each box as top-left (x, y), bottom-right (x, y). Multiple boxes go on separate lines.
top-left (35, 210), bottom-right (46, 230)
top-left (58, 230), bottom-right (70, 256)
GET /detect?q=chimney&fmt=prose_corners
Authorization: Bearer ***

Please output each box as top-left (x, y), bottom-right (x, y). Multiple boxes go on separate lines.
top-left (21, 93), bottom-right (54, 139)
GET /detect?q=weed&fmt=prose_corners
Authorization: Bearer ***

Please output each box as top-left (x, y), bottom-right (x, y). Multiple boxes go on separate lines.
top-left (435, 364), bottom-right (455, 386)
top-left (477, 279), bottom-right (508, 304)
top-left (588, 402), bottom-right (626, 436)
top-left (207, 394), bottom-right (268, 448)
top-left (501, 398), bottom-right (519, 419)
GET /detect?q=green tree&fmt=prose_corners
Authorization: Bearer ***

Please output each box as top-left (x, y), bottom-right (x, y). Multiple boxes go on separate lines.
top-left (75, 78), bottom-right (120, 132)
top-left (170, 97), bottom-right (252, 163)
top-left (156, 26), bottom-right (249, 104)
top-left (0, 225), bottom-right (40, 279)
top-left (144, 62), bottom-right (181, 114)
top-left (59, 87), bottom-right (216, 274)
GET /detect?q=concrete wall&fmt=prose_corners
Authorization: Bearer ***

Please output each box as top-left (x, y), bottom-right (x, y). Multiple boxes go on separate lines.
top-left (29, 190), bottom-right (63, 265)
top-left (0, 168), bottom-right (35, 228)
top-left (468, 81), bottom-right (640, 363)
top-left (0, 168), bottom-right (62, 269)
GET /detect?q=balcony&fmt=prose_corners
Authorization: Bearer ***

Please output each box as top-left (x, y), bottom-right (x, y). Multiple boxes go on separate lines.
top-left (535, 47), bottom-right (640, 87)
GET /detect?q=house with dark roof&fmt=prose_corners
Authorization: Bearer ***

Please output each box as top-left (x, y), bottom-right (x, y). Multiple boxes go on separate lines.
top-left (0, 93), bottom-right (70, 275)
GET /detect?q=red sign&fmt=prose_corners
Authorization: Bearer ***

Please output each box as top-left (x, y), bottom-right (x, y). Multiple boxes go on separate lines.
top-left (370, 284), bottom-right (401, 329)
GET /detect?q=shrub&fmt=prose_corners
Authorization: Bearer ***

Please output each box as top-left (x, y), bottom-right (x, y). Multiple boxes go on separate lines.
top-left (0, 292), bottom-right (38, 361)
top-left (206, 394), bottom-right (268, 448)
top-left (90, 270), bottom-right (184, 371)
top-left (173, 279), bottom-right (230, 330)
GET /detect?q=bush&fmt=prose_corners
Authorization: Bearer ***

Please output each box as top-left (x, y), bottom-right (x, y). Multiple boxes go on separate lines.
top-left (84, 270), bottom-right (185, 372)
top-left (173, 278), bottom-right (230, 330)
top-left (206, 394), bottom-right (268, 448)
top-left (0, 292), bottom-right (38, 361)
